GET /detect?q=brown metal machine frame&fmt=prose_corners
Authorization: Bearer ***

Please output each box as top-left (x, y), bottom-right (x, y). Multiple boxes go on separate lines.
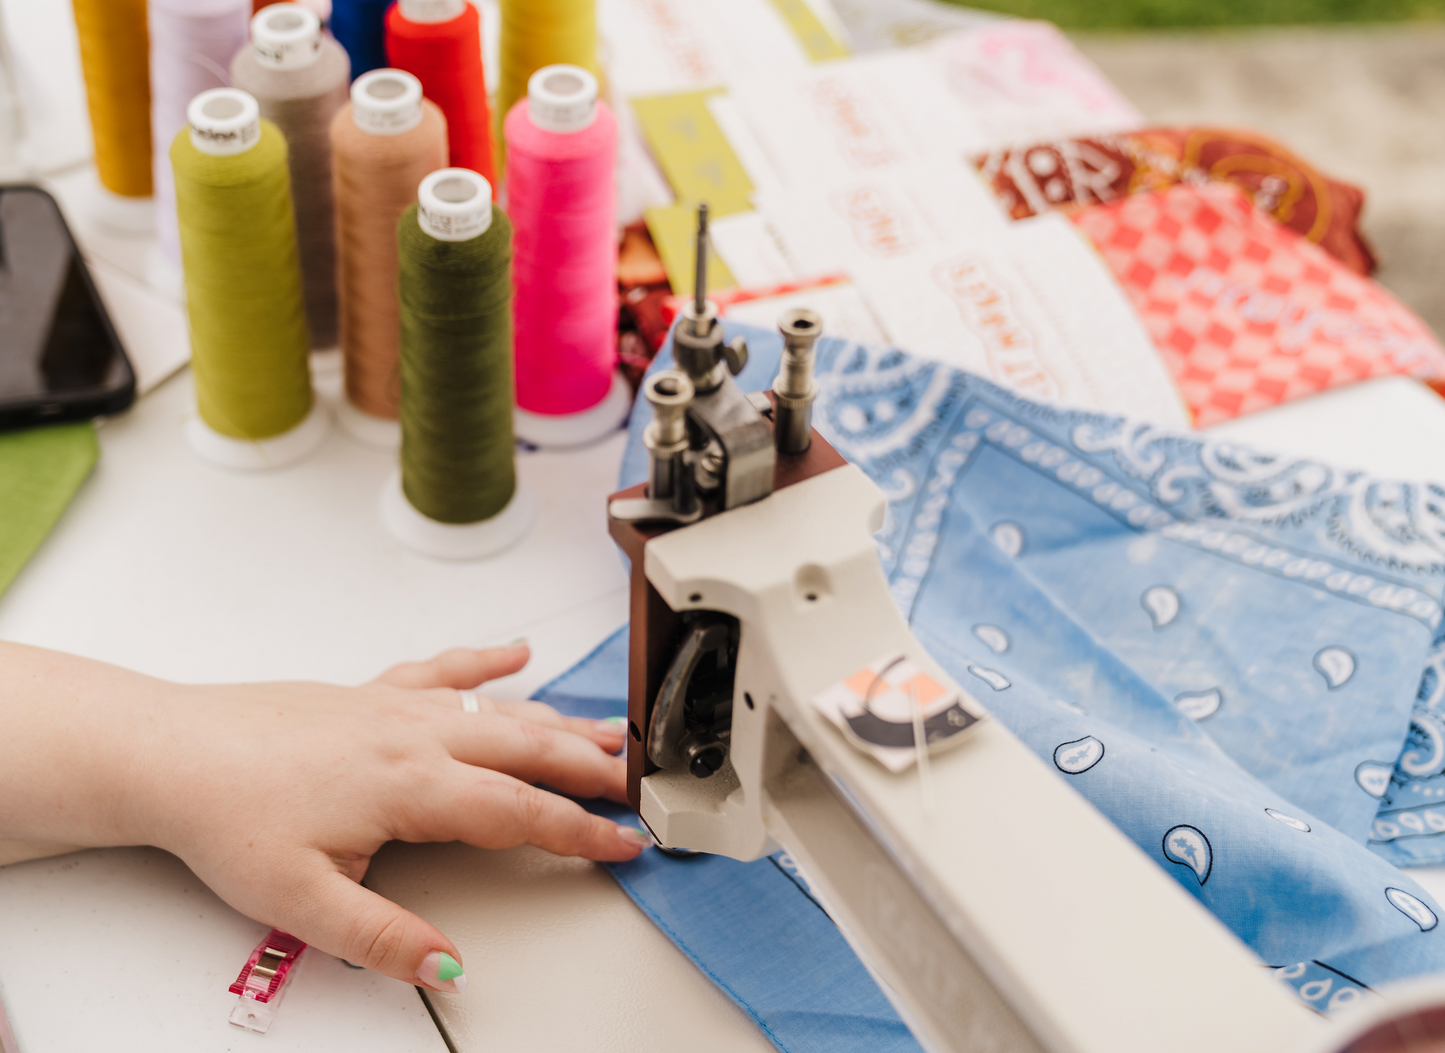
top-left (607, 395), bottom-right (848, 811)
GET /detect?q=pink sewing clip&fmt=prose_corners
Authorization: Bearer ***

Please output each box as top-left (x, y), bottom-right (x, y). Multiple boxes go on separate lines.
top-left (228, 929), bottom-right (306, 1033)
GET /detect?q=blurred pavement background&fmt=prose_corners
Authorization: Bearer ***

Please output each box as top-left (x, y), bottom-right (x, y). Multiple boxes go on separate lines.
top-left (1077, 27), bottom-right (1445, 335)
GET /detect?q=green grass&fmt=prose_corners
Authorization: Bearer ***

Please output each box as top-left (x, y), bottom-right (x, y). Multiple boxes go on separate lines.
top-left (944, 0), bottom-right (1445, 28)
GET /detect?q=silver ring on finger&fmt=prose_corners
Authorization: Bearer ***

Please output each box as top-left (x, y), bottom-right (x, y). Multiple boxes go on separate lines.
top-left (458, 689), bottom-right (480, 714)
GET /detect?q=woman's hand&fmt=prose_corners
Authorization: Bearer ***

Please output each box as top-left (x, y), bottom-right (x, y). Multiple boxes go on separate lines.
top-left (0, 641), bottom-right (645, 994)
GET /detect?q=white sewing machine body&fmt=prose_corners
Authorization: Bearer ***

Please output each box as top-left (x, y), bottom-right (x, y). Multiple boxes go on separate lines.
top-left (627, 461), bottom-right (1318, 1053)
top-left (606, 274), bottom-right (1321, 1053)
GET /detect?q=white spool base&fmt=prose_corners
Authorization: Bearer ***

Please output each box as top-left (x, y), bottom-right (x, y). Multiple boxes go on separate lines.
top-left (309, 347), bottom-right (344, 402)
top-left (336, 398), bottom-right (401, 451)
top-left (143, 246), bottom-right (186, 301)
top-left (513, 371), bottom-right (634, 448)
top-left (86, 183), bottom-right (154, 236)
top-left (380, 473), bottom-right (534, 560)
top-left (185, 398), bottom-right (330, 471)
top-left (310, 346), bottom-right (343, 373)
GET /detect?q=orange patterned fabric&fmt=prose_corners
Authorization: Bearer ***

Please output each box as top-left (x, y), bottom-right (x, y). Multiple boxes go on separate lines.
top-left (976, 127), bottom-right (1377, 276)
top-left (1072, 184), bottom-right (1444, 427)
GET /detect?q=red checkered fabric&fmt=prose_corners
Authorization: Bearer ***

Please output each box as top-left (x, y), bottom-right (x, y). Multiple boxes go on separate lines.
top-left (1072, 183), bottom-right (1445, 427)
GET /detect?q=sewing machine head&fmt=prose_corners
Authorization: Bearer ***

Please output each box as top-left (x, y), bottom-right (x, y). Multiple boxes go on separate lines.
top-left (607, 203), bottom-right (865, 832)
top-left (603, 207), bottom-right (1316, 1053)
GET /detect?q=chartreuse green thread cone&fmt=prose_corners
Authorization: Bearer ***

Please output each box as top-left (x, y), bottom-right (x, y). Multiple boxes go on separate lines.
top-left (171, 117), bottom-right (313, 440)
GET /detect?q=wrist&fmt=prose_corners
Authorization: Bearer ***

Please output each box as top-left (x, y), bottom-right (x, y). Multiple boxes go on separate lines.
top-left (0, 643), bottom-right (190, 853)
top-left (0, 838), bottom-right (88, 866)
top-left (109, 679), bottom-right (210, 853)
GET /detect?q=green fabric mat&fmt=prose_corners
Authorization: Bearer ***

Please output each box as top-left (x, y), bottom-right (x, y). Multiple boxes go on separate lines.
top-left (0, 422), bottom-right (99, 596)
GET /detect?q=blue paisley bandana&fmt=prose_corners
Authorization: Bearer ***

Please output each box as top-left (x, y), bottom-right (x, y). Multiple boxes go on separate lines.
top-left (538, 322), bottom-right (1445, 1049)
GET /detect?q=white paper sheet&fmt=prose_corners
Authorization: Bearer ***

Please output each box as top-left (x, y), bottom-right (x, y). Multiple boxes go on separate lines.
top-left (923, 21), bottom-right (1142, 148)
top-left (730, 48), bottom-right (992, 189)
top-left (709, 211), bottom-right (798, 287)
top-left (704, 94), bottom-right (784, 196)
top-left (729, 22), bottom-right (1142, 194)
top-left (88, 258), bottom-right (191, 395)
top-left (599, 0), bottom-right (815, 99)
top-left (723, 281), bottom-right (889, 346)
top-left (759, 161), bottom-right (1010, 275)
top-left (765, 177), bottom-right (1187, 424)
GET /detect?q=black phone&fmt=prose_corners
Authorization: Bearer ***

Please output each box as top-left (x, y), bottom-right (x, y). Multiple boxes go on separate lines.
top-left (0, 185), bottom-right (136, 430)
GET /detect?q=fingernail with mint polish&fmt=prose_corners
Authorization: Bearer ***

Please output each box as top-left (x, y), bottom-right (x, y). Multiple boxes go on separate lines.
top-left (598, 716), bottom-right (627, 734)
top-left (418, 951), bottom-right (467, 994)
top-left (617, 825), bottom-right (654, 849)
top-left (508, 636), bottom-right (529, 651)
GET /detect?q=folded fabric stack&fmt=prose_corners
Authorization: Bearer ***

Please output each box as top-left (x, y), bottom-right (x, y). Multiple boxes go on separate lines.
top-left (975, 125), bottom-right (1378, 275)
top-left (540, 321), bottom-right (1445, 1049)
top-left (603, 3), bottom-right (1441, 429)
top-left (1073, 184), bottom-right (1445, 425)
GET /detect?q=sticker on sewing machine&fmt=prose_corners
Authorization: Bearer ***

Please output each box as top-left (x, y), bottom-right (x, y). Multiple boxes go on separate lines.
top-left (811, 652), bottom-right (982, 772)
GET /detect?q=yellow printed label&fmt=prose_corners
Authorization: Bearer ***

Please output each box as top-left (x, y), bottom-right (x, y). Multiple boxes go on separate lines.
top-left (631, 90), bottom-right (754, 217)
top-left (765, 0), bottom-right (850, 62)
top-left (645, 204), bottom-right (738, 297)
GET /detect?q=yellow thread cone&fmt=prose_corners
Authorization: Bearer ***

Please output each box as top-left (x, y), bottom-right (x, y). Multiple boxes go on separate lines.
top-left (494, 0), bottom-right (597, 175)
top-left (72, 0), bottom-right (153, 197)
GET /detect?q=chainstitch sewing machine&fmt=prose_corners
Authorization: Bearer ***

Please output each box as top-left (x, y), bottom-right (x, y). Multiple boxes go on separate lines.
top-left (605, 208), bottom-right (1324, 1053)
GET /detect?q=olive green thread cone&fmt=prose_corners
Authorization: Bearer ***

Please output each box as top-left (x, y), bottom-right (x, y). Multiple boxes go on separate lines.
top-left (397, 202), bottom-right (517, 525)
top-left (171, 120), bottom-right (313, 441)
